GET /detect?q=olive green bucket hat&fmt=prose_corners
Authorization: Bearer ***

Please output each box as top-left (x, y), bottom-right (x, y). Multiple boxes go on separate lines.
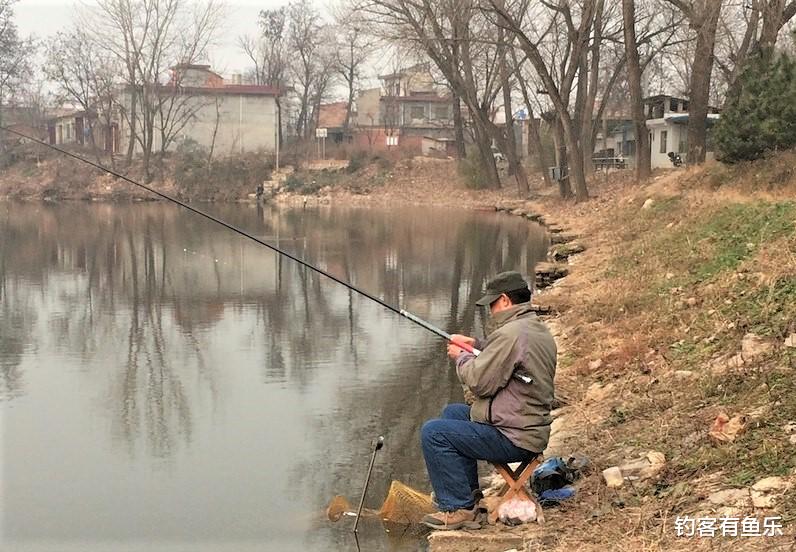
top-left (475, 271), bottom-right (530, 306)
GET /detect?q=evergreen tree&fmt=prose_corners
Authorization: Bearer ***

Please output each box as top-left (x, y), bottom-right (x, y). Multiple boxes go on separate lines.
top-left (715, 45), bottom-right (796, 163)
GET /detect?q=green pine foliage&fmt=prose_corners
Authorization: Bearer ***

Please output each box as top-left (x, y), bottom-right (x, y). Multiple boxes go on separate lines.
top-left (714, 49), bottom-right (796, 163)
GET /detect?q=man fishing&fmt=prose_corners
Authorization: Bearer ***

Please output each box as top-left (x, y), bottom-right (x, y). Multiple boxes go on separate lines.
top-left (420, 271), bottom-right (557, 530)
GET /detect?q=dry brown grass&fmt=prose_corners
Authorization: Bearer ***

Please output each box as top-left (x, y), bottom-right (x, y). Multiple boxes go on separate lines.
top-left (514, 158), bottom-right (796, 551)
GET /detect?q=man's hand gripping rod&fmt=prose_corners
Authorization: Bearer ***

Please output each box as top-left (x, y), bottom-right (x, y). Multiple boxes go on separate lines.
top-left (399, 310), bottom-right (532, 384)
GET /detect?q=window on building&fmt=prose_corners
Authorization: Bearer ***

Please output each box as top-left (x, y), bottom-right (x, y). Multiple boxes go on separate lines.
top-left (670, 98), bottom-right (678, 112)
top-left (410, 105), bottom-right (425, 120)
top-left (623, 140), bottom-right (636, 156)
top-left (660, 130), bottom-right (668, 153)
top-left (66, 124), bottom-right (72, 140)
top-left (433, 105), bottom-right (448, 120)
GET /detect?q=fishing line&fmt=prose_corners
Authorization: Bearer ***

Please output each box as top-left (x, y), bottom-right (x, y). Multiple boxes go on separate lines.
top-left (0, 125), bottom-right (487, 358)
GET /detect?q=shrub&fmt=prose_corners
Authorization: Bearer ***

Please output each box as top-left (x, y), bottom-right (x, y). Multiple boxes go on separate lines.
top-left (346, 150), bottom-right (367, 173)
top-left (172, 142), bottom-right (274, 200)
top-left (714, 51), bottom-right (796, 163)
top-left (457, 154), bottom-right (490, 189)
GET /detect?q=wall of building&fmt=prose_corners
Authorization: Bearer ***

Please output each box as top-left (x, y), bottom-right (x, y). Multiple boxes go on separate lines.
top-left (648, 120), bottom-right (687, 168)
top-left (355, 89), bottom-right (381, 127)
top-left (118, 92), bottom-right (277, 155)
top-left (351, 127), bottom-right (422, 153)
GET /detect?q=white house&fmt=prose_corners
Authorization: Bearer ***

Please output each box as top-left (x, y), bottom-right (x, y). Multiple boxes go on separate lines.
top-left (118, 64), bottom-right (280, 156)
top-left (644, 95), bottom-right (721, 168)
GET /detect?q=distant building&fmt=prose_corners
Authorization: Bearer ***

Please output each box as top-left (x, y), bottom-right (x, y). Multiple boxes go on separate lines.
top-left (644, 95), bottom-right (720, 168)
top-left (353, 63), bottom-right (456, 152)
top-left (317, 101), bottom-right (350, 144)
top-left (117, 64), bottom-right (280, 156)
top-left (591, 96), bottom-right (721, 169)
top-left (46, 108), bottom-right (118, 153)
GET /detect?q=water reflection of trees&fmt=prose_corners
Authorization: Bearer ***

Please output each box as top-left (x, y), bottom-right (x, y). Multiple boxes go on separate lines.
top-left (0, 202), bottom-right (548, 481)
top-left (283, 206), bottom-right (550, 550)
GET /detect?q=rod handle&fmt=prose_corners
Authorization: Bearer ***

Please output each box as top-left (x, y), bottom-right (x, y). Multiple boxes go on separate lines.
top-left (451, 338), bottom-right (481, 357)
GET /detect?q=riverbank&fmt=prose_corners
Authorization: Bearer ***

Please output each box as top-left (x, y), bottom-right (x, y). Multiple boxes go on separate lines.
top-left (0, 145), bottom-right (273, 201)
top-left (428, 150), bottom-right (796, 551)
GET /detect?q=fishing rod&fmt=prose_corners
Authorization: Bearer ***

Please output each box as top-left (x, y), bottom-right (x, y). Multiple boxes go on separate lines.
top-left (0, 126), bottom-right (491, 358)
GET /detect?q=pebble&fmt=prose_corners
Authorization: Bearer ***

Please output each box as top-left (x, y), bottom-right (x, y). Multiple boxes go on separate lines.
top-left (708, 488), bottom-right (750, 506)
top-left (602, 466), bottom-right (624, 488)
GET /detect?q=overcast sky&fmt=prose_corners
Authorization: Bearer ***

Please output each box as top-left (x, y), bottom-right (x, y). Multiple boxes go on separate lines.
top-left (15, 0), bottom-right (295, 74)
top-left (13, 0), bottom-right (396, 100)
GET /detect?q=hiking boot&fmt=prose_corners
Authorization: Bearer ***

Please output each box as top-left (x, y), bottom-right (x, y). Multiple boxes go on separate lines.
top-left (422, 507), bottom-right (480, 530)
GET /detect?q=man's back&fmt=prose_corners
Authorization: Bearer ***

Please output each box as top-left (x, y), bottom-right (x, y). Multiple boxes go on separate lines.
top-left (457, 304), bottom-right (557, 453)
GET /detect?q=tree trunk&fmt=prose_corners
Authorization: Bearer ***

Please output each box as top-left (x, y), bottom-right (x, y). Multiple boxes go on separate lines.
top-left (453, 94), bottom-right (467, 158)
top-left (125, 89), bottom-right (137, 167)
top-left (527, 114), bottom-right (553, 186)
top-left (759, 0), bottom-right (786, 52)
top-left (473, 119), bottom-right (500, 188)
top-left (575, 53), bottom-right (593, 177)
top-left (343, 75), bottom-right (354, 130)
top-left (498, 41), bottom-right (529, 196)
top-left (578, 0), bottom-right (604, 177)
top-left (512, 55), bottom-right (553, 186)
top-left (561, 113), bottom-right (589, 201)
top-left (551, 118), bottom-right (572, 198)
top-left (623, 0), bottom-right (651, 180)
top-left (686, 0), bottom-right (723, 165)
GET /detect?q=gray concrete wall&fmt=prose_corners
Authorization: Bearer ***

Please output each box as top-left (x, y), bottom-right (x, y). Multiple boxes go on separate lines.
top-left (118, 91), bottom-right (277, 156)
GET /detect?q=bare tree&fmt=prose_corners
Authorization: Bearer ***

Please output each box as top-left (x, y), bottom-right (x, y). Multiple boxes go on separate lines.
top-left (332, 10), bottom-right (373, 131)
top-left (44, 29), bottom-right (115, 161)
top-left (497, 27), bottom-right (530, 195)
top-left (89, 0), bottom-right (223, 181)
top-left (489, 0), bottom-right (596, 201)
top-left (0, 0), bottom-right (34, 147)
top-left (309, 29), bottom-right (338, 136)
top-left (510, 48), bottom-right (554, 186)
top-left (156, 1), bottom-right (225, 157)
top-left (288, 0), bottom-right (324, 139)
top-left (239, 7), bottom-right (288, 143)
top-left (623, 0), bottom-right (652, 179)
top-left (663, 0), bottom-right (723, 165)
top-left (362, 0), bottom-right (512, 189)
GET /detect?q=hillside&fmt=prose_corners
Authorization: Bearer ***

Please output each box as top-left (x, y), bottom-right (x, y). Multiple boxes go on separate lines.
top-left (431, 151), bottom-right (796, 551)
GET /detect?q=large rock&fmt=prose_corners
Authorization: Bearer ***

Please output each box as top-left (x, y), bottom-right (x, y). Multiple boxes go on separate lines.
top-left (549, 242), bottom-right (586, 261)
top-left (707, 488), bottom-right (750, 507)
top-left (741, 333), bottom-right (774, 359)
top-left (750, 477), bottom-right (792, 508)
top-left (710, 334), bottom-right (775, 375)
top-left (673, 370), bottom-right (697, 380)
top-left (618, 451), bottom-right (666, 482)
top-left (784, 334), bottom-right (796, 348)
top-left (585, 382), bottom-right (615, 402)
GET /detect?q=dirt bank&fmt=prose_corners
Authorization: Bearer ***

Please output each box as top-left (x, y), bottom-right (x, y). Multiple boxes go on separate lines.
top-left (426, 152), bottom-right (796, 551)
top-left (0, 146), bottom-right (272, 201)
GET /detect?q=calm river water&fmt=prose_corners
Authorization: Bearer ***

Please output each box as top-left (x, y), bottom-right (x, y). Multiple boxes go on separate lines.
top-left (0, 201), bottom-right (548, 551)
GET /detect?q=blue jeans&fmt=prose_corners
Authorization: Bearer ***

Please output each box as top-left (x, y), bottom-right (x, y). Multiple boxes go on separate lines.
top-left (421, 403), bottom-right (537, 511)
